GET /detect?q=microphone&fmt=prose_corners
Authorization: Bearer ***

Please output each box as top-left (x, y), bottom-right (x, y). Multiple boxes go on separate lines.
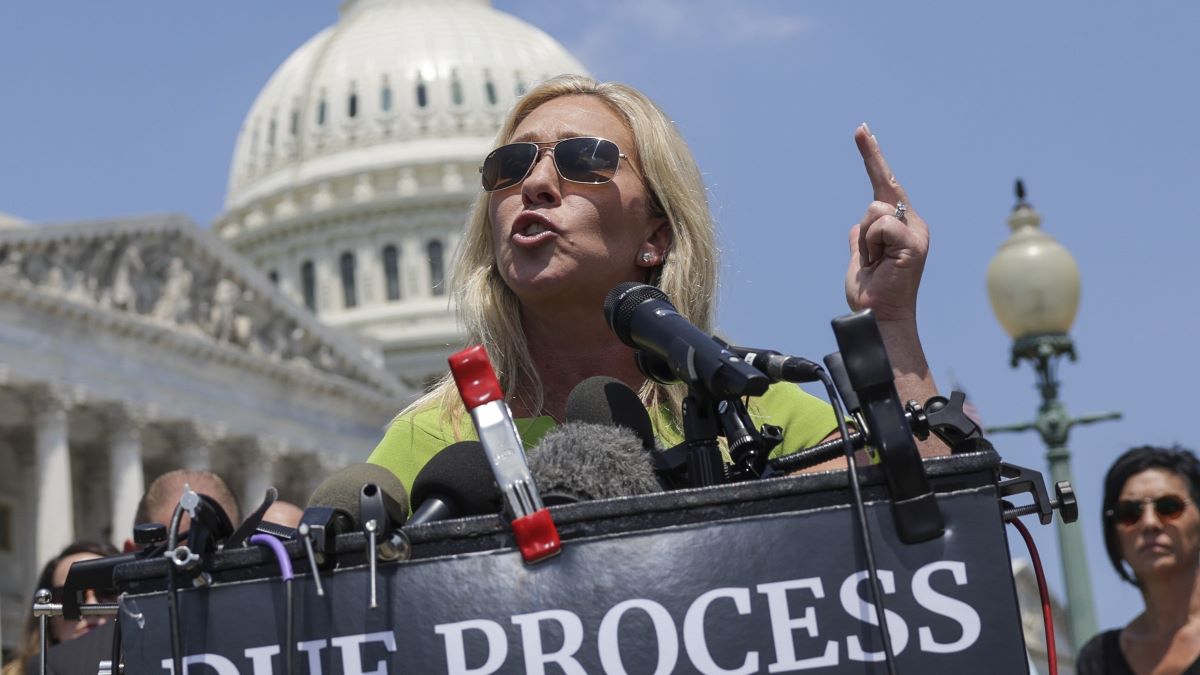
top-left (169, 488), bottom-right (235, 563)
top-left (301, 464), bottom-right (411, 603)
top-left (408, 441), bottom-right (502, 525)
top-left (305, 463), bottom-right (410, 530)
top-left (301, 463), bottom-right (410, 577)
top-left (728, 345), bottom-right (823, 384)
top-left (564, 375), bottom-right (656, 450)
top-left (527, 423), bottom-right (663, 504)
top-left (603, 282), bottom-right (768, 399)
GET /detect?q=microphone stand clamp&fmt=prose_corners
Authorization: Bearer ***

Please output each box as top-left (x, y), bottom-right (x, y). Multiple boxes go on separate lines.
top-left (833, 310), bottom-right (945, 543)
top-left (677, 383), bottom-right (726, 488)
top-left (166, 545), bottom-right (210, 588)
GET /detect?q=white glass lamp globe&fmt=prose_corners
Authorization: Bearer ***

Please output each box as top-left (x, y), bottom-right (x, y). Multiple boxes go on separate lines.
top-left (986, 182), bottom-right (1081, 339)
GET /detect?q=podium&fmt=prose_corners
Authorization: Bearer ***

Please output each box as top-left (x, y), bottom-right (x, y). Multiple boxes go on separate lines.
top-left (114, 449), bottom-right (1030, 674)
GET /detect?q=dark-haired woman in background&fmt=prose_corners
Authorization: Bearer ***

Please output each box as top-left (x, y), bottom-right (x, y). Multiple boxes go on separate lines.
top-left (1, 540), bottom-right (117, 675)
top-left (1078, 446), bottom-right (1200, 674)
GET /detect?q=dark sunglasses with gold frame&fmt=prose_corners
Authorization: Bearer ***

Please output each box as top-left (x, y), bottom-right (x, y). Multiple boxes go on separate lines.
top-left (479, 136), bottom-right (631, 192)
top-left (1106, 494), bottom-right (1192, 526)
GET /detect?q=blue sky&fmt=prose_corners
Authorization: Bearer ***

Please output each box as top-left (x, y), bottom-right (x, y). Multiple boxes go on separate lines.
top-left (3, 0), bottom-right (1198, 636)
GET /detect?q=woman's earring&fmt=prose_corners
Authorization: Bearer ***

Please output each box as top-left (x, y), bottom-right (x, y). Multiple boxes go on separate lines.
top-left (640, 252), bottom-right (654, 263)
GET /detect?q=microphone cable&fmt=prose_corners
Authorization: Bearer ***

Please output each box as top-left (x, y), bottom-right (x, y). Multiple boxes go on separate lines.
top-left (251, 534), bottom-right (296, 675)
top-left (815, 369), bottom-right (900, 675)
top-left (1009, 518), bottom-right (1058, 675)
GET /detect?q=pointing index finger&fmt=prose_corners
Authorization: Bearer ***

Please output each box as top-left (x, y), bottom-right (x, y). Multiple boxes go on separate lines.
top-left (856, 123), bottom-right (908, 206)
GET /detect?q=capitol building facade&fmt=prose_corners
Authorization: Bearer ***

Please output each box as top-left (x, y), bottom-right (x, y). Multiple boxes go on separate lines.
top-left (0, 0), bottom-right (585, 648)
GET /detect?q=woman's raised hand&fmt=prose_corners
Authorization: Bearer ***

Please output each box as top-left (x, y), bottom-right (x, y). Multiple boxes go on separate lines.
top-left (845, 123), bottom-right (930, 324)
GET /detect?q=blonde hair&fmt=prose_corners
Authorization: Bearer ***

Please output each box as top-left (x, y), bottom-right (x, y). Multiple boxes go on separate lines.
top-left (402, 74), bottom-right (718, 430)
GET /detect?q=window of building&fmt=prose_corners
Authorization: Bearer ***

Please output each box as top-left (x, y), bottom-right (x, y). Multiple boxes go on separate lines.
top-left (316, 98), bottom-right (327, 127)
top-left (381, 79), bottom-right (393, 112)
top-left (485, 78), bottom-right (497, 105)
top-left (416, 77), bottom-right (428, 108)
top-left (340, 251), bottom-right (357, 309)
top-left (267, 118), bottom-right (276, 147)
top-left (383, 244), bottom-right (401, 301)
top-left (427, 240), bottom-right (445, 296)
top-left (268, 269), bottom-right (279, 285)
top-left (515, 71), bottom-right (526, 96)
top-left (348, 92), bottom-right (358, 118)
top-left (290, 110), bottom-right (299, 136)
top-left (301, 260), bottom-right (316, 311)
top-left (451, 70), bottom-right (464, 106)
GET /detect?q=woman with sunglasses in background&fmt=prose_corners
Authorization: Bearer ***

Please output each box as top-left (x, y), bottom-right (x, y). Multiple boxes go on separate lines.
top-left (368, 74), bottom-right (945, 495)
top-left (1078, 446), bottom-right (1200, 674)
top-left (2, 540), bottom-right (118, 675)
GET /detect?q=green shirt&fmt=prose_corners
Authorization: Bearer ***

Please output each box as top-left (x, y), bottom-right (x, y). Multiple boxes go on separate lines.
top-left (367, 382), bottom-right (839, 500)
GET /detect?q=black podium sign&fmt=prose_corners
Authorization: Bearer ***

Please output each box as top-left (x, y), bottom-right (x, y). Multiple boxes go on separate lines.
top-left (119, 455), bottom-right (1028, 674)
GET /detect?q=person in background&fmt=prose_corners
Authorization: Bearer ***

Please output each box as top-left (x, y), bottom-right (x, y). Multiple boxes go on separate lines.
top-left (1078, 446), bottom-right (1200, 674)
top-left (123, 468), bottom-right (242, 551)
top-left (262, 499), bottom-right (304, 528)
top-left (20, 469), bottom-right (241, 675)
top-left (2, 540), bottom-right (118, 675)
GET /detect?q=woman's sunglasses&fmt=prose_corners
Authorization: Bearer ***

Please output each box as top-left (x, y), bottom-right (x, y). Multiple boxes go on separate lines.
top-left (479, 136), bottom-right (628, 192)
top-left (49, 585), bottom-right (117, 605)
top-left (1106, 494), bottom-right (1192, 526)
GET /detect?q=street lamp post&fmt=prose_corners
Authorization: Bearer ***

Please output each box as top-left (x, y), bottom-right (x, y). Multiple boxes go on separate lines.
top-left (986, 180), bottom-right (1121, 650)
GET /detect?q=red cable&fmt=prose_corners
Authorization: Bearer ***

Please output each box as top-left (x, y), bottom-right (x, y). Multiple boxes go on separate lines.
top-left (1010, 517), bottom-right (1058, 675)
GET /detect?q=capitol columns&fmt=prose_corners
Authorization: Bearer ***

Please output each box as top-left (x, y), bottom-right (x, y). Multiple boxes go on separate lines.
top-left (316, 453), bottom-right (350, 493)
top-left (176, 421), bottom-right (224, 472)
top-left (239, 436), bottom-right (286, 512)
top-left (30, 385), bottom-right (74, 567)
top-left (105, 404), bottom-right (146, 549)
top-left (315, 248), bottom-right (335, 313)
top-left (357, 238), bottom-right (379, 306)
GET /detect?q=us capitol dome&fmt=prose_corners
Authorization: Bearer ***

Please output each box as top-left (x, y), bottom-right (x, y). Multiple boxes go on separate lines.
top-left (214, 0), bottom-right (587, 387)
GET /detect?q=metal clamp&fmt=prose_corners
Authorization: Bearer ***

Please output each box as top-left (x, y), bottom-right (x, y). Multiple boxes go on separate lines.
top-left (998, 462), bottom-right (1078, 524)
top-left (297, 522), bottom-right (326, 597)
top-left (1003, 480), bottom-right (1078, 524)
top-left (168, 545), bottom-right (200, 571)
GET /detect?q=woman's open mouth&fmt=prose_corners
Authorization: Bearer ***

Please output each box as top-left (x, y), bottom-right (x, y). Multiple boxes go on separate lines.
top-left (512, 213), bottom-right (558, 248)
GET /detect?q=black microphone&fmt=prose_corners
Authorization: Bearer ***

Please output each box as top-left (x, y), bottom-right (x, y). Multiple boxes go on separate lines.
top-left (170, 489), bottom-right (236, 561)
top-left (603, 282), bottom-right (769, 399)
top-left (728, 345), bottom-right (823, 383)
top-left (302, 464), bottom-right (410, 564)
top-left (526, 423), bottom-right (663, 504)
top-left (564, 375), bottom-right (656, 450)
top-left (408, 441), bottom-right (502, 526)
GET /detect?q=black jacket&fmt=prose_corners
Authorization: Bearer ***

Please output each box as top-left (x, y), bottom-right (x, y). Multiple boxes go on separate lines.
top-left (25, 621), bottom-right (116, 675)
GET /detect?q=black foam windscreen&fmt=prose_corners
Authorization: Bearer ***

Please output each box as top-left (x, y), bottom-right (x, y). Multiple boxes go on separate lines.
top-left (564, 376), bottom-right (656, 450)
top-left (602, 282), bottom-right (769, 398)
top-left (527, 422), bottom-right (663, 504)
top-left (410, 441), bottom-right (501, 517)
top-left (603, 281), bottom-right (668, 347)
top-left (306, 463), bottom-right (410, 525)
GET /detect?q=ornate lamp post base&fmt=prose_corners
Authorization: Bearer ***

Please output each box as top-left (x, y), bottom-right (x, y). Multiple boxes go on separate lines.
top-left (991, 332), bottom-right (1120, 650)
